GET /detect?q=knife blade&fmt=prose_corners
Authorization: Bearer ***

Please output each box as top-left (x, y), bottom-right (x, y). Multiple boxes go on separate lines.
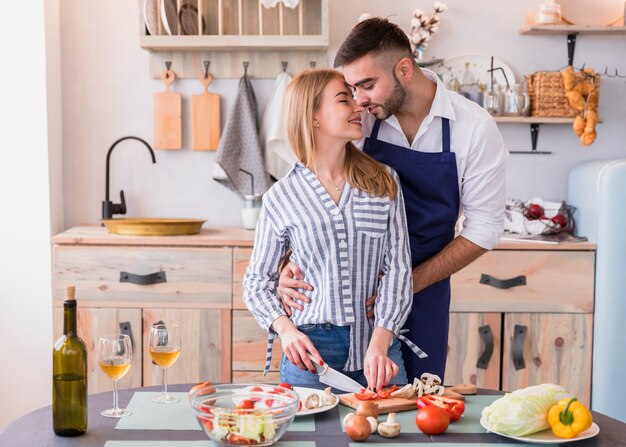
top-left (307, 354), bottom-right (363, 393)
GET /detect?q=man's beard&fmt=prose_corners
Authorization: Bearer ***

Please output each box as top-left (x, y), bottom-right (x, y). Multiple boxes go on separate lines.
top-left (372, 71), bottom-right (407, 120)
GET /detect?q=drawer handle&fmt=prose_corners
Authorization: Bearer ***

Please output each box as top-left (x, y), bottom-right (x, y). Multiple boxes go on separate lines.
top-left (118, 321), bottom-right (133, 356)
top-left (476, 325), bottom-right (494, 369)
top-left (480, 274), bottom-right (526, 289)
top-left (119, 271), bottom-right (166, 285)
top-left (512, 325), bottom-right (527, 370)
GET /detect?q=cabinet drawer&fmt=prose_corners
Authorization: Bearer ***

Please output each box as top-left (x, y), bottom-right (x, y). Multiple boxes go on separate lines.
top-left (232, 371), bottom-right (281, 384)
top-left (233, 310), bottom-right (283, 371)
top-left (451, 250), bottom-right (594, 313)
top-left (53, 246), bottom-right (232, 308)
top-left (233, 248), bottom-right (253, 310)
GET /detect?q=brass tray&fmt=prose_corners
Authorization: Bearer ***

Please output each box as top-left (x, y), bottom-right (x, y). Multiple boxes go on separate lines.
top-left (102, 218), bottom-right (205, 236)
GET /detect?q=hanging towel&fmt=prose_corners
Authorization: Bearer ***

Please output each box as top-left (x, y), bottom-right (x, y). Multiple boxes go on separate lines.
top-left (260, 71), bottom-right (298, 180)
top-left (213, 74), bottom-right (270, 196)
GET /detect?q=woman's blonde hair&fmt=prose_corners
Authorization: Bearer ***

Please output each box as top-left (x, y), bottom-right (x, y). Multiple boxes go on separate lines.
top-left (284, 68), bottom-right (397, 198)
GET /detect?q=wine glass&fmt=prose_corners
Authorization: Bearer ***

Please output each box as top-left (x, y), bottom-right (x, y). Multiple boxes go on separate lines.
top-left (149, 323), bottom-right (181, 404)
top-left (98, 334), bottom-right (133, 418)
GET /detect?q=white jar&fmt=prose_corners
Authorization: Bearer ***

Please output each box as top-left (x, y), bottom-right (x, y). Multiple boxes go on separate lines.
top-left (242, 194), bottom-right (262, 230)
top-left (535, 0), bottom-right (562, 25)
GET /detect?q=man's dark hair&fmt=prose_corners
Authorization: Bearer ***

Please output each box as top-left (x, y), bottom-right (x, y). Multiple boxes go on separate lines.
top-left (334, 17), bottom-right (413, 68)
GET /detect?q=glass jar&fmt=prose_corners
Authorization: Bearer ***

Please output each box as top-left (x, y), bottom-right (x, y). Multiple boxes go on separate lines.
top-left (483, 85), bottom-right (505, 116)
top-left (503, 84), bottom-right (530, 117)
top-left (535, 0), bottom-right (562, 25)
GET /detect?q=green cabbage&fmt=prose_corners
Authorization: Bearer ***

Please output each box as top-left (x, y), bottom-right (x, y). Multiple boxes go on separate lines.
top-left (482, 384), bottom-right (571, 436)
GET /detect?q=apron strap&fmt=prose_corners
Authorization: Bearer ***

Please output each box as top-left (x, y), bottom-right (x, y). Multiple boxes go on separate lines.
top-left (398, 329), bottom-right (429, 359)
top-left (263, 333), bottom-right (275, 376)
top-left (442, 118), bottom-right (450, 153)
top-left (371, 119), bottom-right (382, 140)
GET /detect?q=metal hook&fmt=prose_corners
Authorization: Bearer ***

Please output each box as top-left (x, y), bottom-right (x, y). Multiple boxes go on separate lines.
top-left (243, 61), bottom-right (249, 77)
top-left (204, 61), bottom-right (210, 79)
top-left (281, 61), bottom-right (288, 72)
top-left (165, 61), bottom-right (172, 78)
top-left (310, 61), bottom-right (316, 68)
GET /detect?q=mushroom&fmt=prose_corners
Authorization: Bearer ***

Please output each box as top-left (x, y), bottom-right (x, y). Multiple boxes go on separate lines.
top-left (321, 387), bottom-right (336, 406)
top-left (304, 393), bottom-right (320, 409)
top-left (378, 412), bottom-right (401, 438)
top-left (390, 383), bottom-right (415, 399)
top-left (345, 414), bottom-right (371, 441)
top-left (367, 416), bottom-right (378, 433)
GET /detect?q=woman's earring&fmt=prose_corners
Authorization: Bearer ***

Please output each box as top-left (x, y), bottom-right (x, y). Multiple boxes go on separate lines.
top-left (313, 121), bottom-right (320, 128)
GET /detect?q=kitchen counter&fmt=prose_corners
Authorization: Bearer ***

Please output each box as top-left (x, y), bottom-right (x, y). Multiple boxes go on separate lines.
top-left (53, 225), bottom-right (596, 251)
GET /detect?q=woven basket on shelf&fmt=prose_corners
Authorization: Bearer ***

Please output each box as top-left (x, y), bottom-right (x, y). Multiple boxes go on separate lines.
top-left (526, 71), bottom-right (578, 117)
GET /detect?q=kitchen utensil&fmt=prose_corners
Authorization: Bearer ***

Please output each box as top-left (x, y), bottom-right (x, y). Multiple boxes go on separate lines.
top-left (102, 218), bottom-right (205, 236)
top-left (503, 84), bottom-right (530, 116)
top-left (143, 0), bottom-right (160, 35)
top-left (192, 72), bottom-right (220, 151)
top-left (160, 0), bottom-right (178, 35)
top-left (432, 54), bottom-right (516, 90)
top-left (153, 69), bottom-right (182, 150)
top-left (179, 2), bottom-right (206, 35)
top-left (338, 392), bottom-right (420, 414)
top-left (480, 418), bottom-right (600, 444)
top-left (307, 354), bottom-right (363, 393)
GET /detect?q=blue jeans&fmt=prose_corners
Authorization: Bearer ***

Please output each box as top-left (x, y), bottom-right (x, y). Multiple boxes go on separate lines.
top-left (279, 323), bottom-right (408, 388)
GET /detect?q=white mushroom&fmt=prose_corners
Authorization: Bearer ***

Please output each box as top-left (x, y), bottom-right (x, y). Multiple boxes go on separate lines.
top-left (390, 383), bottom-right (415, 399)
top-left (378, 412), bottom-right (401, 438)
top-left (321, 387), bottom-right (336, 406)
top-left (367, 416), bottom-right (378, 433)
top-left (304, 393), bottom-right (320, 409)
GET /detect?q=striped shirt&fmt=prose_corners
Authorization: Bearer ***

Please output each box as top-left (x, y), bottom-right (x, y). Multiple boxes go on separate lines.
top-left (243, 162), bottom-right (413, 372)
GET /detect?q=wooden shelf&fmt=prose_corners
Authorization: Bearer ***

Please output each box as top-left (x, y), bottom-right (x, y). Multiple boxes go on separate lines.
top-left (520, 24), bottom-right (626, 35)
top-left (140, 35), bottom-right (328, 52)
top-left (495, 116), bottom-right (602, 124)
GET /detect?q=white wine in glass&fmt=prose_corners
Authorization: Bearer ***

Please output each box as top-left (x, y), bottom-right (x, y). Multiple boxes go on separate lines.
top-left (149, 323), bottom-right (181, 404)
top-left (98, 334), bottom-right (132, 418)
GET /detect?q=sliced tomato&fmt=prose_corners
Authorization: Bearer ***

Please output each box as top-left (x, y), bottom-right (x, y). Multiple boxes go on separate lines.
top-left (278, 382), bottom-right (293, 390)
top-left (375, 389), bottom-right (391, 399)
top-left (417, 395), bottom-right (465, 422)
top-left (249, 386), bottom-right (264, 392)
top-left (236, 399), bottom-right (255, 410)
top-left (226, 433), bottom-right (252, 445)
top-left (354, 388), bottom-right (376, 400)
top-left (265, 398), bottom-right (275, 408)
top-left (200, 417), bottom-right (213, 432)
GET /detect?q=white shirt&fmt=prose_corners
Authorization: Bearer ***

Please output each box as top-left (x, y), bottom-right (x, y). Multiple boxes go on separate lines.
top-left (355, 69), bottom-right (507, 250)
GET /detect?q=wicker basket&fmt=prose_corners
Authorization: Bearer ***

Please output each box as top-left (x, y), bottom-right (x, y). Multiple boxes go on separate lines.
top-left (526, 71), bottom-right (578, 117)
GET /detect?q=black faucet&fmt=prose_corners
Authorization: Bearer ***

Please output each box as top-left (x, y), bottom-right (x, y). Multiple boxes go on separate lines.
top-left (102, 136), bottom-right (156, 220)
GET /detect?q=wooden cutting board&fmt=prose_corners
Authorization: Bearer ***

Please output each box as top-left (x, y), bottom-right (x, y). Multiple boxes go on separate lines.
top-left (153, 69), bottom-right (182, 150)
top-left (192, 73), bottom-right (221, 151)
top-left (338, 393), bottom-right (419, 414)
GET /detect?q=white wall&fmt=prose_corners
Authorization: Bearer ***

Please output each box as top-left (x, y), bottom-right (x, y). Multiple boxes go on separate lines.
top-left (58, 0), bottom-right (626, 229)
top-left (0, 0), bottom-right (60, 430)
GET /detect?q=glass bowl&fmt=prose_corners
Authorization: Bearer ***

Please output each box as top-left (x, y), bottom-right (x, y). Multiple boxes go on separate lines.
top-left (189, 382), bottom-right (300, 446)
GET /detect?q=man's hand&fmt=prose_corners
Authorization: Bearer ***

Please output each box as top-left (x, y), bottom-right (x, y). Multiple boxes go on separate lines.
top-left (365, 274), bottom-right (384, 319)
top-left (277, 261), bottom-right (313, 316)
top-left (272, 316), bottom-right (322, 373)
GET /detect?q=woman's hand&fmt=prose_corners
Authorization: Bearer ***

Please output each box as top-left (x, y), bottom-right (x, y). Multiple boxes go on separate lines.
top-left (277, 261), bottom-right (313, 316)
top-left (364, 327), bottom-right (398, 391)
top-left (272, 316), bottom-right (322, 373)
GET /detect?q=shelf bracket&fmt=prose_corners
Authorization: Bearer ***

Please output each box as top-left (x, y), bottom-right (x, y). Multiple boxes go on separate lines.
top-left (567, 33), bottom-right (578, 66)
top-left (508, 123), bottom-right (552, 154)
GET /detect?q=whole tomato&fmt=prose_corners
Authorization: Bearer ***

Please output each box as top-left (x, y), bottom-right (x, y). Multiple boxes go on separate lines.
top-left (415, 405), bottom-right (450, 434)
top-left (526, 204), bottom-right (545, 220)
top-left (551, 214), bottom-right (568, 228)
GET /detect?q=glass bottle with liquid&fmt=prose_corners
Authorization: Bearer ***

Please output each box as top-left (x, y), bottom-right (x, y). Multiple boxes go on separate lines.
top-left (52, 285), bottom-right (87, 436)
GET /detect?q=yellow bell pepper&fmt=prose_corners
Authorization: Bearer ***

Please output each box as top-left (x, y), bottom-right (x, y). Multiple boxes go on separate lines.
top-left (547, 397), bottom-right (593, 439)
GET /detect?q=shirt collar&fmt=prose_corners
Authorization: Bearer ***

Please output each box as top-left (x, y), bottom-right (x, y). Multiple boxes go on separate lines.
top-left (420, 68), bottom-right (457, 122)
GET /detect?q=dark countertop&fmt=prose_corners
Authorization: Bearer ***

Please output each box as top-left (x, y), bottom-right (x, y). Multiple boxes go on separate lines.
top-left (2, 384), bottom-right (624, 447)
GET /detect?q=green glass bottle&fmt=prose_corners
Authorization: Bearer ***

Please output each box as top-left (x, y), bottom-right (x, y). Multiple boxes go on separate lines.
top-left (52, 285), bottom-right (87, 436)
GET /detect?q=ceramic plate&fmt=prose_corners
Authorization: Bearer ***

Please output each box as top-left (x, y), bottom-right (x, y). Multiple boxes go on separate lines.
top-left (480, 417), bottom-right (600, 444)
top-left (179, 3), bottom-right (206, 35)
top-left (293, 386), bottom-right (339, 417)
top-left (160, 0), bottom-right (178, 35)
top-left (431, 54), bottom-right (517, 89)
top-left (560, 0), bottom-right (624, 26)
top-left (143, 0), bottom-right (160, 36)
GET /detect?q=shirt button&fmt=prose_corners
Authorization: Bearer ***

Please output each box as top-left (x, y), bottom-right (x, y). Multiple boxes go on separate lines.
top-left (339, 240), bottom-right (347, 248)
top-left (332, 209), bottom-right (340, 216)
top-left (342, 270), bottom-right (349, 276)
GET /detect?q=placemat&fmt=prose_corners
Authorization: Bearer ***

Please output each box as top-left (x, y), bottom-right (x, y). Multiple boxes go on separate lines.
top-left (349, 444), bottom-right (520, 447)
top-left (105, 442), bottom-right (315, 447)
top-left (339, 395), bottom-right (500, 434)
top-left (115, 391), bottom-right (315, 431)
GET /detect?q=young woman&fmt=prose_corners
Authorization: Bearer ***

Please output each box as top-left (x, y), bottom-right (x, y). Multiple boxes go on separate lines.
top-left (243, 69), bottom-right (413, 390)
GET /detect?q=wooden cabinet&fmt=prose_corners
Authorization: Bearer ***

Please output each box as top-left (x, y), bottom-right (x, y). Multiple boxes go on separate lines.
top-left (448, 245), bottom-right (595, 405)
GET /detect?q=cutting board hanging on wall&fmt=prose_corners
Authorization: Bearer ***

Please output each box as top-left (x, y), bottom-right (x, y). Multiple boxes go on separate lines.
top-left (192, 72), bottom-right (221, 151)
top-left (153, 69), bottom-right (182, 150)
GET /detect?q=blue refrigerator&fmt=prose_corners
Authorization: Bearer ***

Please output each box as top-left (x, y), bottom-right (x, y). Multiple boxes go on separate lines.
top-left (568, 159), bottom-right (626, 423)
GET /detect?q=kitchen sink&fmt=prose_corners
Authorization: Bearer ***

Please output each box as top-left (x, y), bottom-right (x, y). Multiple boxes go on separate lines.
top-left (102, 218), bottom-right (205, 236)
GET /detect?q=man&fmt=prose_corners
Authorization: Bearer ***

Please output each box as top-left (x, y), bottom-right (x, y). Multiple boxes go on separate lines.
top-left (278, 18), bottom-right (506, 382)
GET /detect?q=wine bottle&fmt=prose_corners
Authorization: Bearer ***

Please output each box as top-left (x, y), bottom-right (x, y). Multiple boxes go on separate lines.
top-left (52, 285), bottom-right (88, 436)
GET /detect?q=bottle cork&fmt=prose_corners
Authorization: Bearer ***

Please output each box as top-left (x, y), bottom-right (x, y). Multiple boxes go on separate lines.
top-left (65, 285), bottom-right (76, 301)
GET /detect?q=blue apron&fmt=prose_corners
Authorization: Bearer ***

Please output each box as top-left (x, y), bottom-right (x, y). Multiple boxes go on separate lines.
top-left (363, 117), bottom-right (460, 379)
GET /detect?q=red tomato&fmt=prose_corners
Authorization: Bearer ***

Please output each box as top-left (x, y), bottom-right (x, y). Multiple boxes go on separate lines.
top-left (249, 386), bottom-right (264, 392)
top-left (236, 399), bottom-right (255, 410)
top-left (417, 395), bottom-right (465, 422)
top-left (278, 382), bottom-right (293, 389)
top-left (226, 433), bottom-right (252, 445)
top-left (416, 405), bottom-right (450, 434)
top-left (354, 388), bottom-right (376, 401)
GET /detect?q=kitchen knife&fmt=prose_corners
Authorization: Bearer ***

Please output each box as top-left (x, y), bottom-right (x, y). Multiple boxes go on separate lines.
top-left (307, 354), bottom-right (363, 393)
